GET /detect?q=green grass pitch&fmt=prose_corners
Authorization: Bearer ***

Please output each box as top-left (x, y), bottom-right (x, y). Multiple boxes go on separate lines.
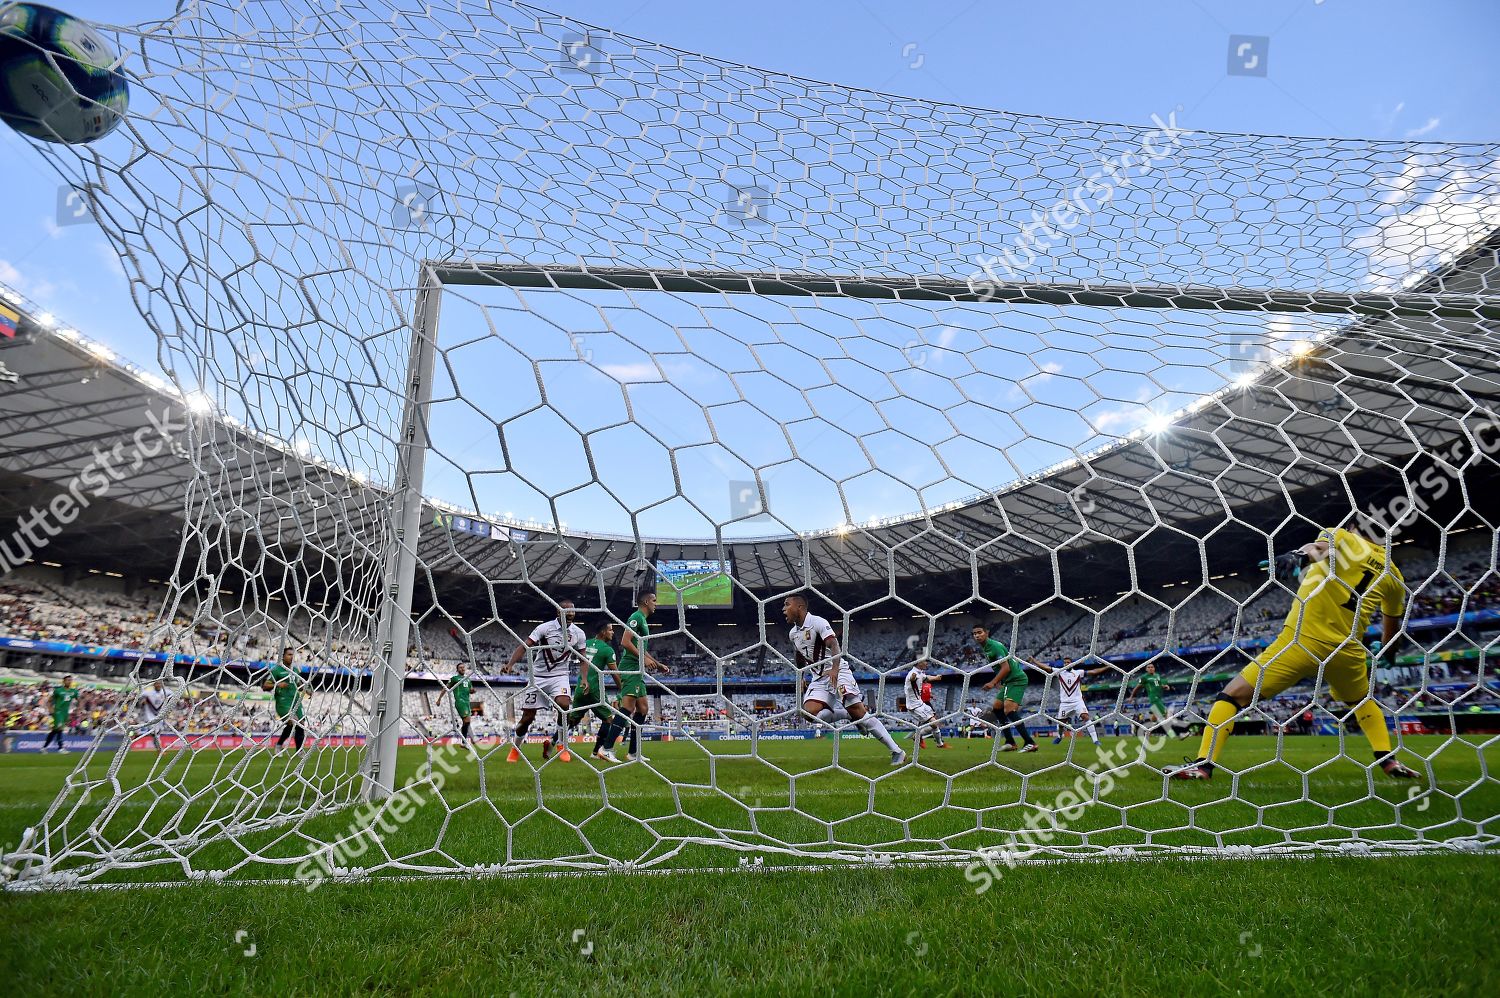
top-left (2, 735), bottom-right (1497, 995)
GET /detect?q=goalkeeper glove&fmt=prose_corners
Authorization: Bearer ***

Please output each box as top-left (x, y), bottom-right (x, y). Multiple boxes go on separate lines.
top-left (1260, 550), bottom-right (1308, 584)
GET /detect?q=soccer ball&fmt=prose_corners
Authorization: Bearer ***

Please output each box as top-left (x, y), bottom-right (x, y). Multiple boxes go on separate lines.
top-left (0, 3), bottom-right (128, 144)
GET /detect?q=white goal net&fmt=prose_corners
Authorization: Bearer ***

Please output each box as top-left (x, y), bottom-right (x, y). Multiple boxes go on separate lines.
top-left (6, 0), bottom-right (1500, 888)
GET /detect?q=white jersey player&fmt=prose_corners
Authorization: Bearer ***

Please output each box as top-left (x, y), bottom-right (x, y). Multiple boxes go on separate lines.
top-left (1033, 657), bottom-right (1111, 746)
top-left (502, 599), bottom-right (587, 764)
top-left (138, 679), bottom-right (168, 751)
top-left (903, 664), bottom-right (946, 749)
top-left (783, 593), bottom-right (905, 766)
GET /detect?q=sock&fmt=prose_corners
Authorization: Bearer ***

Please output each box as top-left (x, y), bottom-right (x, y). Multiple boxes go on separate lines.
top-left (556, 712), bottom-right (571, 752)
top-left (830, 707), bottom-right (851, 723)
top-left (460, 718), bottom-right (471, 741)
top-left (1005, 709), bottom-right (1034, 746)
top-left (514, 717), bottom-right (533, 743)
top-left (601, 716), bottom-right (623, 751)
top-left (43, 728), bottom-right (60, 749)
top-left (277, 721), bottom-right (293, 746)
top-left (1083, 719), bottom-right (1100, 744)
top-left (628, 711), bottom-right (643, 754)
top-left (1351, 700), bottom-right (1393, 755)
top-left (1198, 696), bottom-right (1240, 765)
top-left (983, 708), bottom-right (1013, 744)
top-left (293, 724), bottom-right (305, 750)
top-left (855, 713), bottom-right (900, 752)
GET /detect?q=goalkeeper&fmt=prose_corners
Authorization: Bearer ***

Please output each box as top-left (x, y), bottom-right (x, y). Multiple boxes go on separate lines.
top-left (1166, 519), bottom-right (1419, 781)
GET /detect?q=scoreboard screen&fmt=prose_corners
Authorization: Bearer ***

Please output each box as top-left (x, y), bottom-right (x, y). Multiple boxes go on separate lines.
top-left (655, 559), bottom-right (734, 608)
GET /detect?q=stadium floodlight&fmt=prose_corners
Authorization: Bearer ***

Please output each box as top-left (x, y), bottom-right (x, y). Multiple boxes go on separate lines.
top-left (5, 0), bottom-right (1499, 890)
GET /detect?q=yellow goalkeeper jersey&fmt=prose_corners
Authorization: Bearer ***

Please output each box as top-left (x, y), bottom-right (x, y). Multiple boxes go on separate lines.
top-left (1282, 527), bottom-right (1406, 647)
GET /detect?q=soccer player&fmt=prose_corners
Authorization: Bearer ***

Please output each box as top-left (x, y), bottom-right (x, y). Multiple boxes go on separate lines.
top-left (617, 589), bottom-right (671, 763)
top-left (1166, 521), bottom-right (1421, 780)
top-left (435, 662), bottom-right (474, 749)
top-left (502, 599), bottom-right (587, 763)
top-left (1032, 657), bottom-right (1111, 746)
top-left (268, 648), bottom-right (306, 753)
top-left (569, 619), bottom-right (626, 763)
top-left (138, 678), bottom-right (168, 752)
top-left (41, 674), bottom-right (80, 752)
top-left (904, 662), bottom-right (946, 749)
top-left (973, 625), bottom-right (1037, 752)
top-left (784, 593), bottom-right (906, 766)
top-left (1129, 662), bottom-right (1187, 739)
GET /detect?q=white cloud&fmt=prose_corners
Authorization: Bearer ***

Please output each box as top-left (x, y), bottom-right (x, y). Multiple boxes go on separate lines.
top-left (1004, 360), bottom-right (1064, 401)
top-left (1352, 152), bottom-right (1500, 292)
top-left (92, 240), bottom-right (126, 281)
top-left (1089, 386), bottom-right (1158, 435)
top-left (1374, 101), bottom-right (1405, 135)
top-left (1403, 117), bottom-right (1442, 139)
top-left (0, 259), bottom-right (58, 302)
top-left (599, 362), bottom-right (660, 381)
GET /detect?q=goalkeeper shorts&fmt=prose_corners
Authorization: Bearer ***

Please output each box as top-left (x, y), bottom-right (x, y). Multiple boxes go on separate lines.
top-left (1239, 631), bottom-right (1371, 704)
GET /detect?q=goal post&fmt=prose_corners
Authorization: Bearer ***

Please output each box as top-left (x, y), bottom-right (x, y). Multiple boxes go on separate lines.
top-left (363, 265), bottom-right (442, 801)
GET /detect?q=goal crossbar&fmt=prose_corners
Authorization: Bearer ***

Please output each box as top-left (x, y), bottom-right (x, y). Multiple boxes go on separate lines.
top-left (432, 262), bottom-right (1500, 321)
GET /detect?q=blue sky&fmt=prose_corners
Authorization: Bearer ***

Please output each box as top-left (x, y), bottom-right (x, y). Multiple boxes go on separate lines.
top-left (2, 0), bottom-right (1498, 537)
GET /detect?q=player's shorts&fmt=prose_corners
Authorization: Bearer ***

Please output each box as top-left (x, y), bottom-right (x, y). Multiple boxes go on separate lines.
top-left (617, 672), bottom-right (649, 699)
top-left (275, 702), bottom-right (304, 722)
top-left (1148, 699), bottom-right (1168, 719)
top-left (569, 683), bottom-right (614, 721)
top-left (519, 674), bottom-right (571, 710)
top-left (1057, 698), bottom-right (1088, 718)
top-left (804, 675), bottom-right (865, 708)
top-left (139, 718), bottom-right (164, 735)
top-left (1239, 630), bottom-right (1371, 703)
top-left (996, 680), bottom-right (1028, 704)
top-left (909, 700), bottom-right (936, 723)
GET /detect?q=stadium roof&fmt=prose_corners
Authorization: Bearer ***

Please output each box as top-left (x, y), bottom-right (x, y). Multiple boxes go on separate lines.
top-left (2, 228), bottom-right (1499, 611)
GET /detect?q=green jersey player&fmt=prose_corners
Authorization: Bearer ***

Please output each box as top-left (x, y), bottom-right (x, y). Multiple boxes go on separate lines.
top-left (617, 589), bottom-right (670, 762)
top-left (569, 620), bottom-right (626, 763)
top-left (1130, 662), bottom-right (1187, 739)
top-left (973, 625), bottom-right (1036, 752)
top-left (42, 675), bottom-right (80, 752)
top-left (267, 647), bottom-right (306, 753)
top-left (437, 662), bottom-right (475, 745)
